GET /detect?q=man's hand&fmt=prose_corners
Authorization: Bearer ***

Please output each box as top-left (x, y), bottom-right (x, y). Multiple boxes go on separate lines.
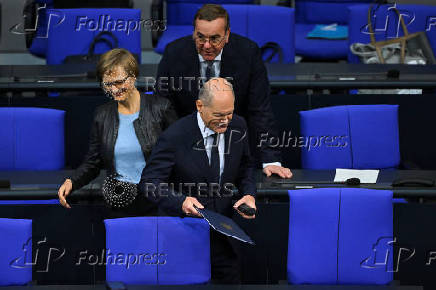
top-left (234, 195), bottom-right (256, 219)
top-left (182, 197), bottom-right (204, 217)
top-left (263, 165), bottom-right (292, 179)
top-left (58, 179), bottom-right (72, 209)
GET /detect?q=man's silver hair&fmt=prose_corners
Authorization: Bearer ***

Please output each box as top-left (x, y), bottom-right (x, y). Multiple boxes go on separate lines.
top-left (198, 77), bottom-right (234, 106)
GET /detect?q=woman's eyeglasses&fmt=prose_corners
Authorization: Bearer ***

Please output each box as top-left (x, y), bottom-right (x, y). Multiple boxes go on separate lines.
top-left (101, 76), bottom-right (130, 89)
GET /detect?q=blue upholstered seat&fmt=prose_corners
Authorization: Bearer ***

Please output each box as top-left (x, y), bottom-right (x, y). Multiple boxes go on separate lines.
top-left (45, 8), bottom-right (141, 64)
top-left (294, 0), bottom-right (372, 60)
top-left (104, 217), bottom-right (210, 285)
top-left (0, 218), bottom-right (32, 286)
top-left (0, 107), bottom-right (65, 171)
top-left (299, 105), bottom-right (400, 169)
top-left (287, 188), bottom-right (393, 284)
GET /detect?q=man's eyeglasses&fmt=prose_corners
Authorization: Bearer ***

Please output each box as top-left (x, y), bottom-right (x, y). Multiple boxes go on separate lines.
top-left (101, 76), bottom-right (130, 88)
top-left (195, 34), bottom-right (226, 46)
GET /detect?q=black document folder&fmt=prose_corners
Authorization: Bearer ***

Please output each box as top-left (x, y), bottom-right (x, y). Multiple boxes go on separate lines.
top-left (195, 207), bottom-right (255, 245)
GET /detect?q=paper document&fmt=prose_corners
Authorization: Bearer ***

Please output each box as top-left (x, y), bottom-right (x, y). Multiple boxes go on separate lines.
top-left (334, 168), bottom-right (379, 184)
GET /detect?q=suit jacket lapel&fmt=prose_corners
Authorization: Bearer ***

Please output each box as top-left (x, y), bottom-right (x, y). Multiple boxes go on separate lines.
top-left (221, 125), bottom-right (233, 183)
top-left (189, 114), bottom-right (211, 180)
top-left (183, 39), bottom-right (201, 98)
top-left (220, 34), bottom-right (235, 80)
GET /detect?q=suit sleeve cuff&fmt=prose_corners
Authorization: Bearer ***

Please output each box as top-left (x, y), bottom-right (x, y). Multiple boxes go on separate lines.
top-left (262, 162), bottom-right (282, 168)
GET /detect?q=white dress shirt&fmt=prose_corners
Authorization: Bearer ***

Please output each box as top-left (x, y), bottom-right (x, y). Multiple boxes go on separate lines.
top-left (197, 112), bottom-right (225, 176)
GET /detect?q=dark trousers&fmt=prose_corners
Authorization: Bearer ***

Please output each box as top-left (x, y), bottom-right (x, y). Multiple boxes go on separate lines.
top-left (210, 229), bottom-right (241, 284)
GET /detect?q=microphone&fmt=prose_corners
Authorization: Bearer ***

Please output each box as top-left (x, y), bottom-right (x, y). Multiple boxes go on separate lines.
top-left (345, 177), bottom-right (361, 186)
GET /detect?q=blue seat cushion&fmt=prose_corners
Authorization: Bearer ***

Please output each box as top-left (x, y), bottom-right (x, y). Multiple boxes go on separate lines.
top-left (299, 106), bottom-right (352, 169)
top-left (247, 5), bottom-right (294, 63)
top-left (295, 24), bottom-right (348, 59)
top-left (348, 105), bottom-right (400, 169)
top-left (155, 25), bottom-right (192, 54)
top-left (0, 218), bottom-right (32, 286)
top-left (104, 217), bottom-right (210, 285)
top-left (299, 105), bottom-right (400, 169)
top-left (287, 188), bottom-right (340, 284)
top-left (105, 217), bottom-right (158, 285)
top-left (339, 188), bottom-right (393, 284)
top-left (0, 108), bottom-right (65, 170)
top-left (157, 217), bottom-right (210, 284)
top-left (46, 9), bottom-right (142, 64)
top-left (287, 188), bottom-right (393, 284)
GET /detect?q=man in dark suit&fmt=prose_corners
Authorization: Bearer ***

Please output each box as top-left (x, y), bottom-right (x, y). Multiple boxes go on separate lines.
top-left (155, 4), bottom-right (292, 179)
top-left (140, 78), bottom-right (256, 283)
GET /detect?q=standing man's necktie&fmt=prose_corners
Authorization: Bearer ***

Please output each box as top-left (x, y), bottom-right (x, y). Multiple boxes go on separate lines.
top-left (205, 61), bottom-right (215, 80)
top-left (210, 133), bottom-right (220, 183)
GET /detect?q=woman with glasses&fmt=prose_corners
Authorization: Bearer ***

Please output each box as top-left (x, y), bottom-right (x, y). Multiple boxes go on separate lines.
top-left (58, 48), bottom-right (176, 215)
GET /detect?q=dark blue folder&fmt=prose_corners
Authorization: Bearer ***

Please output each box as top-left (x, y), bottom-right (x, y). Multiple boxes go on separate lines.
top-left (195, 207), bottom-right (255, 245)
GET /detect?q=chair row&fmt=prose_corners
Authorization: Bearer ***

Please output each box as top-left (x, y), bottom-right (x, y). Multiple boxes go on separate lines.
top-left (24, 2), bottom-right (436, 62)
top-left (0, 187), bottom-right (393, 286)
top-left (0, 104), bottom-right (400, 171)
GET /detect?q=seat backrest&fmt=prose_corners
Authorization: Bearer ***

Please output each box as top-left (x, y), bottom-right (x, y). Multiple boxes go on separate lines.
top-left (295, 0), bottom-right (372, 24)
top-left (166, 0), bottom-right (253, 26)
top-left (246, 5), bottom-right (295, 63)
top-left (287, 188), bottom-right (393, 284)
top-left (348, 4), bottom-right (436, 63)
top-left (45, 8), bottom-right (141, 64)
top-left (104, 217), bottom-right (210, 285)
top-left (0, 218), bottom-right (32, 286)
top-left (0, 107), bottom-right (65, 170)
top-left (299, 105), bottom-right (400, 169)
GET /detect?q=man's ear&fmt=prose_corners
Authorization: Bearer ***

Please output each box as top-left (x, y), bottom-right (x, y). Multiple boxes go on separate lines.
top-left (196, 99), bottom-right (203, 112)
top-left (225, 28), bottom-right (230, 43)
